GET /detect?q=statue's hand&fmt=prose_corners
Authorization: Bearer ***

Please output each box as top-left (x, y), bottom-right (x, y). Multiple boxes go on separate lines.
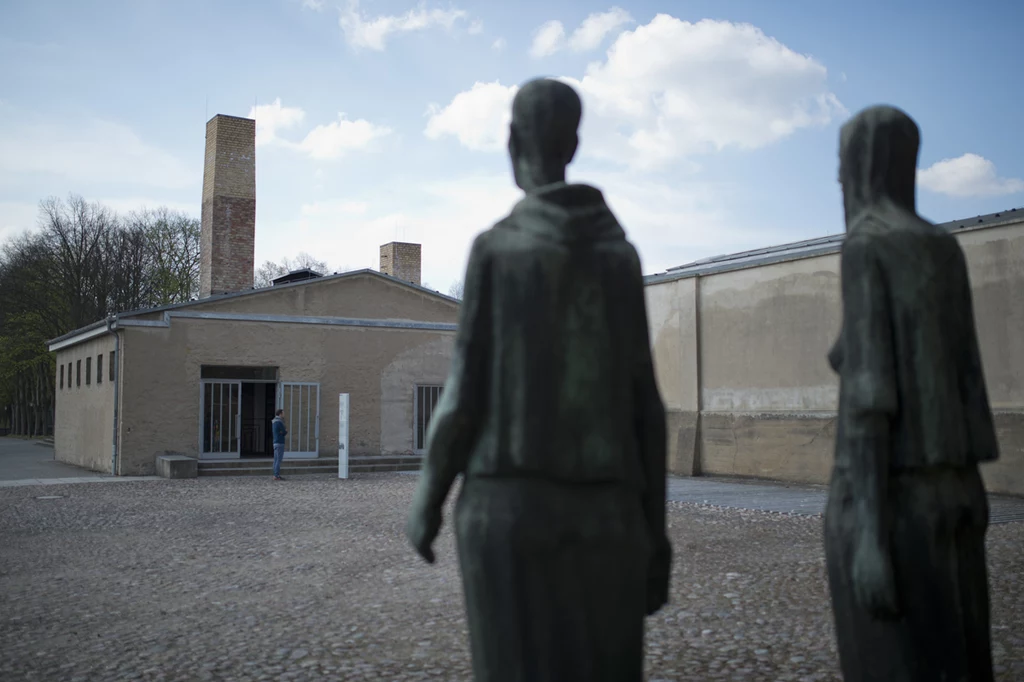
top-left (406, 502), bottom-right (443, 564)
top-left (852, 536), bottom-right (899, 620)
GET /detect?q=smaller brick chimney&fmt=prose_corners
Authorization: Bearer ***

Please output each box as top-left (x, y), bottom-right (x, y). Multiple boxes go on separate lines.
top-left (379, 242), bottom-right (421, 286)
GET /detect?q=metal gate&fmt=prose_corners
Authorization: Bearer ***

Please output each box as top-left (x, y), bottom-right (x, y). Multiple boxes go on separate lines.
top-left (277, 382), bottom-right (320, 458)
top-left (200, 380), bottom-right (241, 458)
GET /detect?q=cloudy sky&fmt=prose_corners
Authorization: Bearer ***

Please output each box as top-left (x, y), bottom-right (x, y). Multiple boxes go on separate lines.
top-left (1, 0), bottom-right (1022, 292)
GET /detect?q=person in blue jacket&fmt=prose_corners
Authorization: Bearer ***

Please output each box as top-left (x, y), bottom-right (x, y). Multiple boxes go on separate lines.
top-left (271, 409), bottom-right (287, 481)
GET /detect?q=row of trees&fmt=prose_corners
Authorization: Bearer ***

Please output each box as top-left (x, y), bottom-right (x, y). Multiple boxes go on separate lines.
top-left (0, 195), bottom-right (201, 435)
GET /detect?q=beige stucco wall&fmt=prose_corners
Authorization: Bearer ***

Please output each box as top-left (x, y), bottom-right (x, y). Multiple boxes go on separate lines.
top-left (53, 334), bottom-right (117, 473)
top-left (142, 272), bottom-right (458, 323)
top-left (646, 217), bottom-right (1024, 495)
top-left (115, 318), bottom-right (455, 475)
top-left (380, 337), bottom-right (455, 454)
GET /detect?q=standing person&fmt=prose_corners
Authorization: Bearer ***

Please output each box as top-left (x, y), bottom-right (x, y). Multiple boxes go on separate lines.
top-left (825, 105), bottom-right (999, 681)
top-left (405, 77), bottom-right (671, 682)
top-left (271, 409), bottom-right (287, 481)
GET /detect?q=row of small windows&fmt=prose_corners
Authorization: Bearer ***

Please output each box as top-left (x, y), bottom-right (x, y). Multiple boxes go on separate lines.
top-left (59, 351), bottom-right (115, 390)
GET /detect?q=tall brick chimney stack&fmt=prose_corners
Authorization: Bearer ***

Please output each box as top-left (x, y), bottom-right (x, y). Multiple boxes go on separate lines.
top-left (379, 242), bottom-right (422, 286)
top-left (200, 114), bottom-right (256, 298)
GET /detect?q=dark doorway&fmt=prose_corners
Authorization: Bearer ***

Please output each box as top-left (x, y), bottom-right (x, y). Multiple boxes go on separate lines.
top-left (240, 382), bottom-right (277, 457)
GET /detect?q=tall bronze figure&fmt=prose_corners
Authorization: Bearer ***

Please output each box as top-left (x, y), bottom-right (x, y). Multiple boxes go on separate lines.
top-left (406, 78), bottom-right (672, 681)
top-left (825, 105), bottom-right (999, 681)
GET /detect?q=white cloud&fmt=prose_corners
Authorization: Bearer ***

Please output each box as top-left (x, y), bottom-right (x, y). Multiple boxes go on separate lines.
top-left (424, 81), bottom-right (519, 151)
top-left (492, 37), bottom-right (506, 51)
top-left (338, 0), bottom-right (468, 51)
top-left (248, 98), bottom-right (306, 146)
top-left (299, 199), bottom-right (370, 217)
top-left (428, 14), bottom-right (845, 170)
top-left (258, 169), bottom-right (786, 294)
top-left (264, 174), bottom-right (524, 292)
top-left (0, 119), bottom-right (195, 189)
top-left (529, 20), bottom-right (565, 58)
top-left (468, 19), bottom-right (484, 35)
top-left (301, 0), bottom-right (325, 10)
top-left (297, 114), bottom-right (392, 160)
top-left (568, 7), bottom-right (632, 52)
top-left (247, 98), bottom-right (391, 160)
top-left (917, 153), bottom-right (1024, 198)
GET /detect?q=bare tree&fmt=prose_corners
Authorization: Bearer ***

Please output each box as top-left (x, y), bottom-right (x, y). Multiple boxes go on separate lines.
top-left (448, 279), bottom-right (464, 300)
top-left (127, 207), bottom-right (201, 304)
top-left (254, 252), bottom-right (332, 288)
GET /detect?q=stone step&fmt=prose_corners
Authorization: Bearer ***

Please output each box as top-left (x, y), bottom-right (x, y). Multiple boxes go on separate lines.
top-left (198, 457), bottom-right (326, 470)
top-left (199, 465), bottom-right (338, 477)
top-left (197, 455), bottom-right (423, 477)
top-left (348, 455), bottom-right (422, 473)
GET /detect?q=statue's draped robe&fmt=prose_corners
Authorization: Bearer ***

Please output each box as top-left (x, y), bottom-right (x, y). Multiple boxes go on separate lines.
top-left (417, 182), bottom-right (669, 682)
top-left (826, 110), bottom-right (999, 682)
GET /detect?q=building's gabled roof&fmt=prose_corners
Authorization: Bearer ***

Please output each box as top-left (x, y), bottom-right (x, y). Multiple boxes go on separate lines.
top-left (47, 268), bottom-right (459, 349)
top-left (644, 206), bottom-right (1024, 285)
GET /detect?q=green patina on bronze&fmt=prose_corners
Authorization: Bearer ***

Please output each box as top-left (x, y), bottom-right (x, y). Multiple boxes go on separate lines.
top-left (406, 77), bottom-right (671, 681)
top-left (826, 105), bottom-right (999, 682)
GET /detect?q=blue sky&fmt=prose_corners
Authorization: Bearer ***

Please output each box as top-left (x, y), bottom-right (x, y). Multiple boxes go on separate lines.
top-left (1, 0), bottom-right (1022, 292)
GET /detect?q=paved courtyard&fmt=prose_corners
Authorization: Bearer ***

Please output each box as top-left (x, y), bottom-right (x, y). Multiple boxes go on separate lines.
top-left (1, 473), bottom-right (1022, 681)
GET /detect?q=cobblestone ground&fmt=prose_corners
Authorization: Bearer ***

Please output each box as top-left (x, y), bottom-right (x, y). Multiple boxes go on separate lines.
top-left (1, 474), bottom-right (1022, 681)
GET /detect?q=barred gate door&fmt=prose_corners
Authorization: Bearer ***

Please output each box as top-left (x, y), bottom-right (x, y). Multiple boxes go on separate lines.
top-left (277, 382), bottom-right (320, 459)
top-left (200, 380), bottom-right (242, 459)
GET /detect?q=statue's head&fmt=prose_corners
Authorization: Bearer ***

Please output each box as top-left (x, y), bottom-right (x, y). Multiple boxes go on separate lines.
top-left (508, 78), bottom-right (582, 192)
top-left (839, 105), bottom-right (920, 222)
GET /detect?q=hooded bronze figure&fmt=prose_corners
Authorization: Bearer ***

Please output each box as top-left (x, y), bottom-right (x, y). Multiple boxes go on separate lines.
top-left (825, 105), bottom-right (999, 681)
top-left (405, 77), bottom-right (671, 681)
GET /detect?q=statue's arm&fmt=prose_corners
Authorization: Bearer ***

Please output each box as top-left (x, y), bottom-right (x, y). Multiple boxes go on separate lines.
top-left (414, 236), bottom-right (492, 511)
top-left (629, 251), bottom-right (671, 612)
top-left (838, 237), bottom-right (898, 554)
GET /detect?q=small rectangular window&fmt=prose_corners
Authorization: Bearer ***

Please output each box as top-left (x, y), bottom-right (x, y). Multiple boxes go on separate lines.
top-left (109, 351), bottom-right (115, 382)
top-left (97, 354), bottom-right (103, 384)
top-left (414, 385), bottom-right (444, 451)
top-left (59, 364), bottom-right (64, 390)
top-left (76, 360), bottom-right (81, 387)
top-left (68, 363), bottom-right (72, 387)
top-left (86, 357), bottom-right (92, 385)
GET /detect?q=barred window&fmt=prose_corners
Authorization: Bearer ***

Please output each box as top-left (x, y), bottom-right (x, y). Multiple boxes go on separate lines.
top-left (414, 385), bottom-right (443, 451)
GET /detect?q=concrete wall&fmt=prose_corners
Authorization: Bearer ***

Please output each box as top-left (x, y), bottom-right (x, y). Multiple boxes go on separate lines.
top-left (646, 217), bottom-right (1024, 495)
top-left (645, 277), bottom-right (699, 475)
top-left (53, 334), bottom-right (117, 473)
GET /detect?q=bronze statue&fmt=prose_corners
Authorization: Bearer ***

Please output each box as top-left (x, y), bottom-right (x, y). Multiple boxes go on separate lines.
top-left (825, 105), bottom-right (999, 681)
top-left (406, 77), bottom-right (671, 681)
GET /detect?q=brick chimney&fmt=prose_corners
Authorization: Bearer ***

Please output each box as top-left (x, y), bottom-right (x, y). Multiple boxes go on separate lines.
top-left (379, 242), bottom-right (421, 286)
top-left (200, 114), bottom-right (256, 298)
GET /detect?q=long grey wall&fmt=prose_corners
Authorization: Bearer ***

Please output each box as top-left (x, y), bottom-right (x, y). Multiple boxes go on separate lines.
top-left (645, 215), bottom-right (1024, 496)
